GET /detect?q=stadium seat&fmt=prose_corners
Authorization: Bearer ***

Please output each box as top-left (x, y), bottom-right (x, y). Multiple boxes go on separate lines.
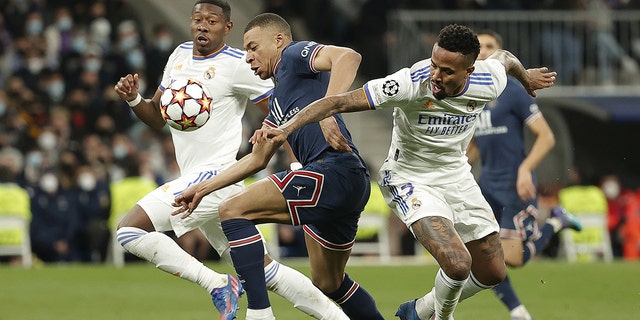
top-left (0, 214), bottom-right (32, 268)
top-left (351, 183), bottom-right (392, 262)
top-left (107, 176), bottom-right (158, 267)
top-left (0, 182), bottom-right (32, 268)
top-left (558, 185), bottom-right (613, 262)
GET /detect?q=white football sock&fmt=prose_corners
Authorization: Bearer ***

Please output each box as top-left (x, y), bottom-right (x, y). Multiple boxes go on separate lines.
top-left (459, 272), bottom-right (494, 302)
top-left (117, 227), bottom-right (226, 293)
top-left (433, 269), bottom-right (467, 320)
top-left (264, 260), bottom-right (348, 320)
top-left (416, 288), bottom-right (436, 319)
top-left (510, 304), bottom-right (532, 320)
top-left (246, 306), bottom-right (275, 320)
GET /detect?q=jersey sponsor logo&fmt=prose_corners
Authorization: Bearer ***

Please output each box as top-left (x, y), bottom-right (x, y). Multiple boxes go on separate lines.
top-left (204, 66), bottom-right (216, 80)
top-left (174, 64), bottom-right (183, 71)
top-left (301, 41), bottom-right (318, 57)
top-left (417, 113), bottom-right (477, 136)
top-left (382, 80), bottom-right (399, 96)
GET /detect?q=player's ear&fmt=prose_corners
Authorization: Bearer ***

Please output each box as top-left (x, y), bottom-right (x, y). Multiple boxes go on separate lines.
top-left (224, 21), bottom-right (233, 35)
top-left (466, 66), bottom-right (475, 78)
top-left (275, 33), bottom-right (285, 47)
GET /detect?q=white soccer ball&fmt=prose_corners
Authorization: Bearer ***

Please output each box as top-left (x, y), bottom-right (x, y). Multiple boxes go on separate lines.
top-left (160, 78), bottom-right (211, 131)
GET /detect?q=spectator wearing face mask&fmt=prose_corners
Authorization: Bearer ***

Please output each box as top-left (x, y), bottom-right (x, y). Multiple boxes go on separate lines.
top-left (600, 174), bottom-right (634, 258)
top-left (44, 6), bottom-right (75, 69)
top-left (28, 169), bottom-right (80, 263)
top-left (145, 24), bottom-right (174, 87)
top-left (74, 163), bottom-right (111, 263)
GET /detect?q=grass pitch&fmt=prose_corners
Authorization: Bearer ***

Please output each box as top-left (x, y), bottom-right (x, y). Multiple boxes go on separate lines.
top-left (1, 259), bottom-right (638, 319)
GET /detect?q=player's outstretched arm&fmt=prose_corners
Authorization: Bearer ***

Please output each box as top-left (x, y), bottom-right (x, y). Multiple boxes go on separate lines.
top-left (173, 131), bottom-right (284, 215)
top-left (265, 89), bottom-right (371, 145)
top-left (313, 45), bottom-right (362, 152)
top-left (487, 49), bottom-right (556, 97)
top-left (114, 73), bottom-right (166, 130)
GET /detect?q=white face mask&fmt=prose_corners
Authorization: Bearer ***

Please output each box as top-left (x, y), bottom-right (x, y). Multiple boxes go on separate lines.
top-left (77, 172), bottom-right (97, 191)
top-left (40, 173), bottom-right (59, 194)
top-left (602, 181), bottom-right (621, 199)
top-left (38, 131), bottom-right (57, 151)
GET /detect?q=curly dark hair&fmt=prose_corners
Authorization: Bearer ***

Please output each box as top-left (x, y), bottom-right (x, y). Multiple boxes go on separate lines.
top-left (194, 0), bottom-right (231, 21)
top-left (437, 24), bottom-right (480, 62)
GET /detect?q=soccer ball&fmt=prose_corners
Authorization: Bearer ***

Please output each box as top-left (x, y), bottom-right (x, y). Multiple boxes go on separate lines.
top-left (160, 78), bottom-right (212, 131)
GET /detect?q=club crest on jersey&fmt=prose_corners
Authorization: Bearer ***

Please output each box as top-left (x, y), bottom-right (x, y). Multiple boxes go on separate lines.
top-left (204, 66), bottom-right (216, 80)
top-left (422, 100), bottom-right (435, 109)
top-left (466, 100), bottom-right (477, 112)
top-left (411, 197), bottom-right (422, 210)
top-left (382, 80), bottom-right (399, 97)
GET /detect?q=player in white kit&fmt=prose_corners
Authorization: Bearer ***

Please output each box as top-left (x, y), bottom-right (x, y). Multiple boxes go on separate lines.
top-left (261, 24), bottom-right (557, 320)
top-left (113, 1), bottom-right (349, 320)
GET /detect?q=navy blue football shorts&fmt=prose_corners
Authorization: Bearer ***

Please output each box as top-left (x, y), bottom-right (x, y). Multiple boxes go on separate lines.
top-left (268, 153), bottom-right (370, 251)
top-left (479, 179), bottom-right (540, 241)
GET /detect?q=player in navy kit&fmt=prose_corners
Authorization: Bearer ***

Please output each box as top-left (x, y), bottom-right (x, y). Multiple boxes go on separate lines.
top-left (173, 13), bottom-right (384, 320)
top-left (467, 30), bottom-right (583, 320)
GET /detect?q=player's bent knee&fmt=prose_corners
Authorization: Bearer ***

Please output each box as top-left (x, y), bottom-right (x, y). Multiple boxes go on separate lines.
top-left (442, 258), bottom-right (472, 281)
top-left (311, 273), bottom-right (342, 293)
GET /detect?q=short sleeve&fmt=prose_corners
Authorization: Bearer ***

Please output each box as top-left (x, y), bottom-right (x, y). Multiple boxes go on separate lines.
top-left (362, 67), bottom-right (415, 110)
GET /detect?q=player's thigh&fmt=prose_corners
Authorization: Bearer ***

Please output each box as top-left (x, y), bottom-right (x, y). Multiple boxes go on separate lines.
top-left (304, 232), bottom-right (351, 292)
top-left (467, 232), bottom-right (506, 285)
top-left (220, 178), bottom-right (291, 224)
top-left (117, 204), bottom-right (154, 231)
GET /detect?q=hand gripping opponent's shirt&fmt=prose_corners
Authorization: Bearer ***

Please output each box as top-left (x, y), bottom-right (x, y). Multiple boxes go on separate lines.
top-left (363, 58), bottom-right (508, 184)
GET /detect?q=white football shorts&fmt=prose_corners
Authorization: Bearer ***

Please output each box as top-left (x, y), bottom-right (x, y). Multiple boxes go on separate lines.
top-left (378, 169), bottom-right (499, 243)
top-left (137, 171), bottom-right (244, 256)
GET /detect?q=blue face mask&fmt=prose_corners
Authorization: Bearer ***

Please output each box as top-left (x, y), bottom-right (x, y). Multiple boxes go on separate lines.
top-left (156, 37), bottom-right (173, 52)
top-left (26, 20), bottom-right (43, 35)
top-left (127, 50), bottom-right (145, 69)
top-left (84, 58), bottom-right (102, 72)
top-left (119, 36), bottom-right (138, 51)
top-left (58, 17), bottom-right (72, 31)
top-left (47, 81), bottom-right (65, 102)
top-left (72, 37), bottom-right (86, 53)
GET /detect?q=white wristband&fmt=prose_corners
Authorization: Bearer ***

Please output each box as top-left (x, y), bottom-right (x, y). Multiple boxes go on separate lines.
top-left (126, 93), bottom-right (142, 107)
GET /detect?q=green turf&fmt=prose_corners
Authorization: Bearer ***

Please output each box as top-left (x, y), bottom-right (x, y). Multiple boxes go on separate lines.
top-left (1, 260), bottom-right (638, 319)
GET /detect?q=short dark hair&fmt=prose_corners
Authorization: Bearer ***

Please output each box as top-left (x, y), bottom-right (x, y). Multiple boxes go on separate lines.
top-left (437, 24), bottom-right (480, 62)
top-left (244, 13), bottom-right (292, 39)
top-left (477, 29), bottom-right (503, 48)
top-left (194, 0), bottom-right (231, 21)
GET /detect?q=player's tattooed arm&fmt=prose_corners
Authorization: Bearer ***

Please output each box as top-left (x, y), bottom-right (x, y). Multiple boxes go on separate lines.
top-left (264, 88), bottom-right (370, 145)
top-left (488, 49), bottom-right (556, 97)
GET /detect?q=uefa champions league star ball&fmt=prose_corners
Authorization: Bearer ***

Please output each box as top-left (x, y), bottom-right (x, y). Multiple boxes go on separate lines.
top-left (160, 78), bottom-right (211, 131)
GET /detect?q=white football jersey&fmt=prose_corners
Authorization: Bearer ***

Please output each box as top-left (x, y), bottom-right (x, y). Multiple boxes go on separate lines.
top-left (160, 42), bottom-right (273, 175)
top-left (363, 58), bottom-right (507, 184)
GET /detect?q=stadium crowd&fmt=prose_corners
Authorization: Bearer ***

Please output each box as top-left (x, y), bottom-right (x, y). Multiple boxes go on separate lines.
top-left (1, 0), bottom-right (639, 265)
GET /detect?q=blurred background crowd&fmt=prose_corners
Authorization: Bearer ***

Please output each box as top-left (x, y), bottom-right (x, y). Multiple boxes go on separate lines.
top-left (0, 0), bottom-right (639, 266)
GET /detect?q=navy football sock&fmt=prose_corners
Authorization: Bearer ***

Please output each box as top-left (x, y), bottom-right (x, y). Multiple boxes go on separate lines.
top-left (523, 223), bottom-right (556, 264)
top-left (492, 274), bottom-right (522, 311)
top-left (326, 273), bottom-right (384, 320)
top-left (221, 218), bottom-right (270, 309)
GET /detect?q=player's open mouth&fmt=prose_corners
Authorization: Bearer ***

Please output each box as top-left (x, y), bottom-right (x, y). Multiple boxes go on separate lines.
top-left (431, 82), bottom-right (442, 95)
top-left (196, 35), bottom-right (208, 46)
top-left (251, 66), bottom-right (259, 75)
